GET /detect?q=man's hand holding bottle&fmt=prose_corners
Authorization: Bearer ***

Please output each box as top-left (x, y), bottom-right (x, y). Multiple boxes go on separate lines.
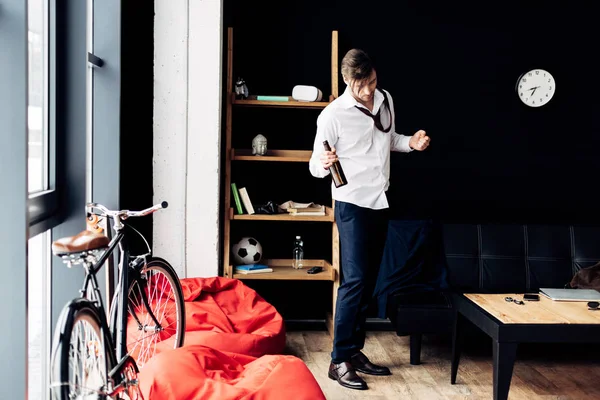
top-left (322, 140), bottom-right (347, 188)
top-left (320, 145), bottom-right (338, 170)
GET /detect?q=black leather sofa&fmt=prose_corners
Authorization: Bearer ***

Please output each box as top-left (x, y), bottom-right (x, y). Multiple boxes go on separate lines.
top-left (379, 221), bottom-right (600, 365)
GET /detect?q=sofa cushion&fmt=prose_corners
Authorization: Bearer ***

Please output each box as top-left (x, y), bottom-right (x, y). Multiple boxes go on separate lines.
top-left (387, 291), bottom-right (454, 335)
top-left (389, 290), bottom-right (452, 308)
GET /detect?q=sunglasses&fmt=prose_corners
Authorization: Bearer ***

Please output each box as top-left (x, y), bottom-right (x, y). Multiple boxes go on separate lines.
top-left (588, 301), bottom-right (599, 310)
top-left (504, 296), bottom-right (525, 305)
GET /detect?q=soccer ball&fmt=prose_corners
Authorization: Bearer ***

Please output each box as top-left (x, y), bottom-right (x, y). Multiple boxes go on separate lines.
top-left (232, 237), bottom-right (263, 265)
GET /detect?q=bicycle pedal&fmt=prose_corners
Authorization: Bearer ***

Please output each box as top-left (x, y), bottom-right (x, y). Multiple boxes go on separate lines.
top-left (109, 354), bottom-right (139, 379)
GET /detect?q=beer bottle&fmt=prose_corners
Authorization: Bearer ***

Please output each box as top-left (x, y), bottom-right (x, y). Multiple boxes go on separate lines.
top-left (323, 140), bottom-right (347, 188)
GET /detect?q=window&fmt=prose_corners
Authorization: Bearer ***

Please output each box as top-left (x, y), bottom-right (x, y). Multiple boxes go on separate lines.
top-left (28, 0), bottom-right (49, 194)
top-left (27, 231), bottom-right (51, 400)
top-left (28, 1), bottom-right (51, 399)
top-left (86, 0), bottom-right (94, 202)
top-left (2, 0), bottom-right (122, 397)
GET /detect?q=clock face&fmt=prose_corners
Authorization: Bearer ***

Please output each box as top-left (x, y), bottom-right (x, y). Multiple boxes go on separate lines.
top-left (516, 69), bottom-right (555, 107)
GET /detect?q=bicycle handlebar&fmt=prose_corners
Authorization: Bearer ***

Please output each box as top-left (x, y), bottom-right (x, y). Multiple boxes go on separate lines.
top-left (86, 201), bottom-right (169, 220)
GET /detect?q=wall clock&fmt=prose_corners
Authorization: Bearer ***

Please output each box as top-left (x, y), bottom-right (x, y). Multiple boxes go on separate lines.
top-left (516, 69), bottom-right (555, 107)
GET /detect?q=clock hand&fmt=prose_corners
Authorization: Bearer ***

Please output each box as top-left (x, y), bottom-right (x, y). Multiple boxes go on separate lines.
top-left (531, 87), bottom-right (538, 96)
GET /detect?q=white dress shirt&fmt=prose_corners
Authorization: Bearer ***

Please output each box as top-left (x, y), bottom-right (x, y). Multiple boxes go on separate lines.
top-left (309, 87), bottom-right (413, 210)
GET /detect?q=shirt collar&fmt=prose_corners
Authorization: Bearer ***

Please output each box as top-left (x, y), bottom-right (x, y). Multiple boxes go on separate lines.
top-left (339, 86), bottom-right (385, 114)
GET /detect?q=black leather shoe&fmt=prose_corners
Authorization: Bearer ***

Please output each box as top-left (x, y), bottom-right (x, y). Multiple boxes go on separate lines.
top-left (350, 351), bottom-right (392, 376)
top-left (328, 361), bottom-right (368, 390)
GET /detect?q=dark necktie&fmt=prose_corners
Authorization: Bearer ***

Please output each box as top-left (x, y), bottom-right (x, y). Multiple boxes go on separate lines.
top-left (354, 88), bottom-right (392, 133)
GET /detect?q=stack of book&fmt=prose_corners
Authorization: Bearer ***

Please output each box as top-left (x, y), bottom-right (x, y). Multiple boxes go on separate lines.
top-left (279, 201), bottom-right (325, 216)
top-left (235, 264), bottom-right (273, 274)
top-left (231, 183), bottom-right (254, 215)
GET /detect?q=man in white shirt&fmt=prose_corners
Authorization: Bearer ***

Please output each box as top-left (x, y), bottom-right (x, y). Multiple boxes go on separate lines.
top-left (309, 48), bottom-right (430, 390)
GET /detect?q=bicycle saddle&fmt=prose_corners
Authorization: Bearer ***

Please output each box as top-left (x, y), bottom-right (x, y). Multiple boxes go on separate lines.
top-left (52, 230), bottom-right (110, 255)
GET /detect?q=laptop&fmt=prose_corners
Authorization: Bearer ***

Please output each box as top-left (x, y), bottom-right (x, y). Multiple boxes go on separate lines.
top-left (539, 288), bottom-right (600, 302)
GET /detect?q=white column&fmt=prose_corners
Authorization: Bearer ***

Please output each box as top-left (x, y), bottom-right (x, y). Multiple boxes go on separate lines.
top-left (186, 0), bottom-right (223, 277)
top-left (153, 0), bottom-right (222, 277)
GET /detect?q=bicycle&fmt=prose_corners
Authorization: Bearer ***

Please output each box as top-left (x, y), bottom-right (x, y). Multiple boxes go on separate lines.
top-left (49, 201), bottom-right (186, 399)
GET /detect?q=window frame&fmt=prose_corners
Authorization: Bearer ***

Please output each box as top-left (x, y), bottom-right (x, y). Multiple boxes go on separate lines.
top-left (1, 0), bottom-right (123, 397)
top-left (28, 0), bottom-right (60, 238)
top-left (1, 2), bottom-right (30, 399)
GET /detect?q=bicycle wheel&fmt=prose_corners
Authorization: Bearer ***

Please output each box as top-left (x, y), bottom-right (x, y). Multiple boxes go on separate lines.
top-left (50, 300), bottom-right (111, 400)
top-left (124, 257), bottom-right (186, 369)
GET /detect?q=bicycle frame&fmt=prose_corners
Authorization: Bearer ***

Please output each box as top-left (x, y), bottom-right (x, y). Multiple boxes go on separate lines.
top-left (78, 228), bottom-right (124, 366)
top-left (80, 224), bottom-right (139, 365)
top-left (51, 201), bottom-right (172, 399)
top-left (80, 218), bottom-right (157, 365)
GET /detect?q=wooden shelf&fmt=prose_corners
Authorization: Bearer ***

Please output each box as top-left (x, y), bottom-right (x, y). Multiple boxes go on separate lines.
top-left (223, 27), bottom-right (340, 338)
top-left (231, 207), bottom-right (334, 222)
top-left (225, 259), bottom-right (335, 281)
top-left (232, 149), bottom-right (311, 162)
top-left (232, 97), bottom-right (330, 109)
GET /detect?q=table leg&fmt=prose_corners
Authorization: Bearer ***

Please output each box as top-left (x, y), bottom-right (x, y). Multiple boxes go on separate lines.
top-left (410, 333), bottom-right (422, 365)
top-left (492, 341), bottom-right (518, 400)
top-left (450, 311), bottom-right (463, 384)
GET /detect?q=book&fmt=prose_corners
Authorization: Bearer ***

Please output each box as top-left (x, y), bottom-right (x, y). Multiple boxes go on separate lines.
top-left (288, 205), bottom-right (325, 216)
top-left (235, 267), bottom-right (273, 274)
top-left (256, 95), bottom-right (290, 102)
top-left (290, 211), bottom-right (325, 216)
top-left (288, 205), bottom-right (325, 213)
top-left (238, 187), bottom-right (255, 214)
top-left (236, 264), bottom-right (269, 271)
top-left (540, 288), bottom-right (600, 302)
top-left (278, 201), bottom-right (326, 216)
top-left (231, 183), bottom-right (243, 214)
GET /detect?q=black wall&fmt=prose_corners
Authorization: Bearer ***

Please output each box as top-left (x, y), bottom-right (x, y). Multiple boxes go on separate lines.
top-left (222, 1), bottom-right (600, 320)
top-left (224, 0), bottom-right (600, 224)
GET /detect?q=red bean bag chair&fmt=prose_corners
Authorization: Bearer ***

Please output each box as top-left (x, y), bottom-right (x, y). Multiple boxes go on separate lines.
top-left (127, 276), bottom-right (285, 367)
top-left (138, 344), bottom-right (326, 400)
top-left (179, 277), bottom-right (286, 357)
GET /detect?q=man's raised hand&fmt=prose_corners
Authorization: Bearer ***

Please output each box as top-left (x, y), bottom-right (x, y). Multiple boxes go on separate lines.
top-left (409, 130), bottom-right (430, 151)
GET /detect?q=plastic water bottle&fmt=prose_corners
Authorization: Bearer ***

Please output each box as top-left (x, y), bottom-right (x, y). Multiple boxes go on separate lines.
top-left (292, 236), bottom-right (304, 269)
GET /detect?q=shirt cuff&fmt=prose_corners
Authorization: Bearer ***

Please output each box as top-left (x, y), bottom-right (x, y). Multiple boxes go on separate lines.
top-left (398, 134), bottom-right (413, 152)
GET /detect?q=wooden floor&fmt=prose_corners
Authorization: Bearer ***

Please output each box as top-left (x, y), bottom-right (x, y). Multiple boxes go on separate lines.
top-left (284, 330), bottom-right (600, 400)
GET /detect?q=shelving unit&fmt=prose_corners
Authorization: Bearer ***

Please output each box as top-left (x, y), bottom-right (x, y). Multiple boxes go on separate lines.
top-left (222, 27), bottom-right (340, 336)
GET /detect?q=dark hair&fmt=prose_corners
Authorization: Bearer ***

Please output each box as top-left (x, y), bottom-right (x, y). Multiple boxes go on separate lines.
top-left (341, 49), bottom-right (374, 82)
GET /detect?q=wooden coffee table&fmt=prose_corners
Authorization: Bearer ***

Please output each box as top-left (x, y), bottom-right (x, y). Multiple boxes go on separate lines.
top-left (450, 293), bottom-right (600, 400)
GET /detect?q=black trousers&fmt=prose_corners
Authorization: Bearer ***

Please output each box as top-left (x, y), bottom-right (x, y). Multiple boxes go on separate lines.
top-left (331, 200), bottom-right (389, 363)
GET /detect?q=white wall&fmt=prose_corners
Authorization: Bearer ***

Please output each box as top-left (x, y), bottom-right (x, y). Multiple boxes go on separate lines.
top-left (153, 0), bottom-right (223, 277)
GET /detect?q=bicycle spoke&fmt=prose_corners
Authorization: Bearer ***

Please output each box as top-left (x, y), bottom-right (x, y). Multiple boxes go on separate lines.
top-left (49, 381), bottom-right (108, 397)
top-left (51, 309), bottom-right (109, 400)
top-left (124, 264), bottom-right (184, 369)
top-left (127, 319), bottom-right (179, 346)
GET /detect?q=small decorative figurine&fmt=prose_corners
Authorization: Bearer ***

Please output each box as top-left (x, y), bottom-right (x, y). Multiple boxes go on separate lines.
top-left (235, 77), bottom-right (249, 99)
top-left (252, 134), bottom-right (268, 156)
